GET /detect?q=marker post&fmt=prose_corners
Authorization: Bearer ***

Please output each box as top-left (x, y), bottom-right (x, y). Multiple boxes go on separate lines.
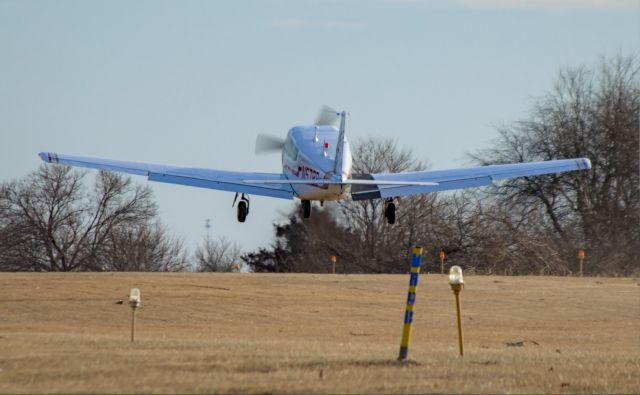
top-left (439, 250), bottom-right (445, 274)
top-left (578, 250), bottom-right (585, 277)
top-left (398, 246), bottom-right (423, 361)
top-left (330, 255), bottom-right (337, 274)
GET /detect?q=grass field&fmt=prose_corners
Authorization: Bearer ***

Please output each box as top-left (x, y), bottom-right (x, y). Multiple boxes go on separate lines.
top-left (0, 272), bottom-right (638, 394)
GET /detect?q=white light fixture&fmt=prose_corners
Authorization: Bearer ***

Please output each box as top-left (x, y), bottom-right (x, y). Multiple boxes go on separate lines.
top-left (129, 288), bottom-right (141, 308)
top-left (448, 266), bottom-right (465, 357)
top-left (128, 288), bottom-right (141, 343)
top-left (448, 265), bottom-right (464, 286)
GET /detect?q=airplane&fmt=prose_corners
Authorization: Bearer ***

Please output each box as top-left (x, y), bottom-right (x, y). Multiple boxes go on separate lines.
top-left (38, 107), bottom-right (591, 224)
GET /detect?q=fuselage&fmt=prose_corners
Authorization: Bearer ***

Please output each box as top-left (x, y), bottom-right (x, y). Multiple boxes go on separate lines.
top-left (282, 125), bottom-right (352, 201)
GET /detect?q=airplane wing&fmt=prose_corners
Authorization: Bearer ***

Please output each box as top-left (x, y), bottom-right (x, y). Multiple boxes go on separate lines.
top-left (38, 152), bottom-right (295, 200)
top-left (244, 178), bottom-right (439, 186)
top-left (350, 158), bottom-right (591, 200)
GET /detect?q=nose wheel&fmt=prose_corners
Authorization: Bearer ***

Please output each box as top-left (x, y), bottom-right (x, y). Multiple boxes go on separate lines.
top-left (301, 199), bottom-right (311, 219)
top-left (384, 198), bottom-right (396, 225)
top-left (233, 193), bottom-right (250, 223)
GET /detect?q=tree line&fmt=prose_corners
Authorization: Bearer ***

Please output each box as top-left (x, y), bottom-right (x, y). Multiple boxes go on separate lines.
top-left (1, 55), bottom-right (638, 275)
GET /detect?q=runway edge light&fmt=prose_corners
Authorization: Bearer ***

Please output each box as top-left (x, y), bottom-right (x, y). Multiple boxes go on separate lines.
top-left (129, 288), bottom-right (141, 343)
top-left (398, 246), bottom-right (423, 361)
top-left (448, 266), bottom-right (464, 357)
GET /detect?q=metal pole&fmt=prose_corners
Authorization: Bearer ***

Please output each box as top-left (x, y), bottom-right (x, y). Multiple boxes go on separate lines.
top-left (131, 308), bottom-right (136, 343)
top-left (579, 257), bottom-right (584, 277)
top-left (398, 246), bottom-right (423, 361)
top-left (453, 286), bottom-right (464, 357)
top-left (440, 256), bottom-right (444, 275)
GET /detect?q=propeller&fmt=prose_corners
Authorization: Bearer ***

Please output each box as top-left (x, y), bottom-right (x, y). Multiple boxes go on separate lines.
top-left (255, 105), bottom-right (339, 155)
top-left (255, 133), bottom-right (285, 154)
top-left (314, 105), bottom-right (340, 126)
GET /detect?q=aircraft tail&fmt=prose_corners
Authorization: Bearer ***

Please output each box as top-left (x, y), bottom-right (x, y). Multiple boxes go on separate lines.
top-left (333, 111), bottom-right (351, 181)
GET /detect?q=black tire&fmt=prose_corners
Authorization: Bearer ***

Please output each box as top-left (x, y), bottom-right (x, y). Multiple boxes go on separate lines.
top-left (302, 200), bottom-right (311, 219)
top-left (385, 202), bottom-right (396, 225)
top-left (237, 201), bottom-right (248, 223)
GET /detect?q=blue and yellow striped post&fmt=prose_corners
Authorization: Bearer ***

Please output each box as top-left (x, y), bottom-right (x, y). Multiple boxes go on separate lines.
top-left (398, 246), bottom-right (423, 361)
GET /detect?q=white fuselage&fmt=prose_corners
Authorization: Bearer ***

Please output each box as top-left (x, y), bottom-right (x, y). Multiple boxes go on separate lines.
top-left (282, 125), bottom-right (352, 201)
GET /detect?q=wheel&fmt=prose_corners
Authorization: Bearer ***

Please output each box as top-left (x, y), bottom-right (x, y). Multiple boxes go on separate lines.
top-left (302, 200), bottom-right (311, 219)
top-left (237, 200), bottom-right (248, 223)
top-left (385, 202), bottom-right (396, 225)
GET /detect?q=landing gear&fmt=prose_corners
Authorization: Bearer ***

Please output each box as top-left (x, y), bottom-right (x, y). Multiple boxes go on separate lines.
top-left (233, 193), bottom-right (250, 223)
top-left (302, 199), bottom-right (311, 219)
top-left (237, 200), bottom-right (248, 222)
top-left (384, 198), bottom-right (396, 225)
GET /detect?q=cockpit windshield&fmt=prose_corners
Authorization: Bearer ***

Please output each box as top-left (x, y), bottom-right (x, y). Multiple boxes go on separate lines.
top-left (284, 138), bottom-right (298, 160)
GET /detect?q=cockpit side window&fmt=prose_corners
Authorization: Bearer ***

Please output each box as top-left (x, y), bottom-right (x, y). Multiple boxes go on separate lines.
top-left (284, 138), bottom-right (298, 160)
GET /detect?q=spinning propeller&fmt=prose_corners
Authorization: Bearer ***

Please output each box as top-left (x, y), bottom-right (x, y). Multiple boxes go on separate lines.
top-left (314, 105), bottom-right (340, 126)
top-left (254, 133), bottom-right (286, 154)
top-left (254, 105), bottom-right (340, 154)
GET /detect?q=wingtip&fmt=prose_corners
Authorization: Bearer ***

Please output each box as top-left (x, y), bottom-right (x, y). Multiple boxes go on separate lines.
top-left (38, 152), bottom-right (59, 163)
top-left (580, 158), bottom-right (592, 170)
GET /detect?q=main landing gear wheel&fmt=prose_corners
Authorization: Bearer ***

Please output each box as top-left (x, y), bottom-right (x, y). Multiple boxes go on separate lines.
top-left (237, 201), bottom-right (248, 222)
top-left (384, 198), bottom-right (396, 225)
top-left (233, 193), bottom-right (250, 223)
top-left (302, 200), bottom-right (311, 219)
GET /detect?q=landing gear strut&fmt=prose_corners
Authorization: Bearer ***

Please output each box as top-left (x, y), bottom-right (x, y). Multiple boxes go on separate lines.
top-left (233, 193), bottom-right (250, 223)
top-left (301, 199), bottom-right (311, 219)
top-left (384, 198), bottom-right (396, 225)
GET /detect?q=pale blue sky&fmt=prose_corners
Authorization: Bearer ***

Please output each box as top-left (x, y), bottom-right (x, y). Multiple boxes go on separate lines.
top-left (1, 0), bottom-right (638, 256)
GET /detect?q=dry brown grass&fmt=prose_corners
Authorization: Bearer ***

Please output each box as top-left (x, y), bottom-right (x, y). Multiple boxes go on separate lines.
top-left (0, 272), bottom-right (638, 394)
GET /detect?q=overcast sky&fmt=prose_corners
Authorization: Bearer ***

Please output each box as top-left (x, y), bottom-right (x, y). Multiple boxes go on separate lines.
top-left (1, 0), bottom-right (638, 256)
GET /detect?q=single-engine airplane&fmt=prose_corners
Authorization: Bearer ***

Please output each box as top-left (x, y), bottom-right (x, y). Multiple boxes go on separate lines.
top-left (39, 107), bottom-right (591, 224)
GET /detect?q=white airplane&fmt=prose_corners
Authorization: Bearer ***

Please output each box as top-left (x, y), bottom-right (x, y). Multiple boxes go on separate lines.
top-left (39, 108), bottom-right (591, 224)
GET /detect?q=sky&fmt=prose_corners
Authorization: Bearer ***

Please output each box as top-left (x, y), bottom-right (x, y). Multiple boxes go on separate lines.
top-left (1, 0), bottom-right (638, 257)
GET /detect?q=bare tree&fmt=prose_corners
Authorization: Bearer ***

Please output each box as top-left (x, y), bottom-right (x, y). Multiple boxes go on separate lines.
top-left (0, 165), bottom-right (186, 272)
top-left (338, 136), bottom-right (439, 272)
top-left (98, 221), bottom-right (188, 272)
top-left (470, 54), bottom-right (640, 274)
top-left (195, 235), bottom-right (241, 272)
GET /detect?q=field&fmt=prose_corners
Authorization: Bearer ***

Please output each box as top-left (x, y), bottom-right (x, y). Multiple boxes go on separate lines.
top-left (0, 272), bottom-right (638, 394)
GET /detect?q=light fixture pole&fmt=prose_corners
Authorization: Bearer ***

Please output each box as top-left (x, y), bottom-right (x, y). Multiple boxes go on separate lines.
top-left (129, 288), bottom-right (141, 343)
top-left (448, 266), bottom-right (464, 357)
